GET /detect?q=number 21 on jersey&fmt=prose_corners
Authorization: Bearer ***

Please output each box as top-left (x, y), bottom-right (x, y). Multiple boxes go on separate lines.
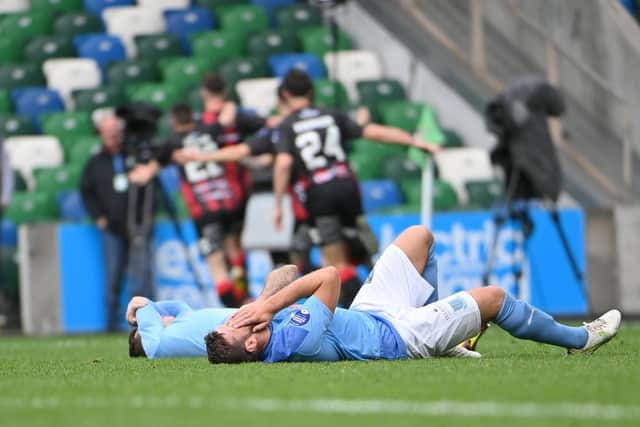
top-left (295, 124), bottom-right (346, 171)
top-left (183, 132), bottom-right (223, 183)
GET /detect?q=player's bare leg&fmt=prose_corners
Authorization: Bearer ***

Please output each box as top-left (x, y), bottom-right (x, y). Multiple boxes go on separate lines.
top-left (223, 233), bottom-right (247, 303)
top-left (321, 241), bottom-right (360, 307)
top-left (465, 286), bottom-right (620, 354)
top-left (207, 250), bottom-right (242, 307)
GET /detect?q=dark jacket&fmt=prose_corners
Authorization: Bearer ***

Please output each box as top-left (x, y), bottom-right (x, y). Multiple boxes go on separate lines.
top-left (80, 149), bottom-right (131, 236)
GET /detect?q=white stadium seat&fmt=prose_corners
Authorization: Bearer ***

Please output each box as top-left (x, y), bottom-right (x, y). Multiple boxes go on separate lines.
top-left (4, 136), bottom-right (64, 189)
top-left (241, 193), bottom-right (294, 251)
top-left (323, 50), bottom-right (382, 102)
top-left (103, 6), bottom-right (165, 57)
top-left (136, 0), bottom-right (190, 12)
top-left (43, 58), bottom-right (101, 110)
top-left (0, 0), bottom-right (28, 14)
top-left (236, 78), bottom-right (280, 118)
top-left (434, 147), bottom-right (494, 204)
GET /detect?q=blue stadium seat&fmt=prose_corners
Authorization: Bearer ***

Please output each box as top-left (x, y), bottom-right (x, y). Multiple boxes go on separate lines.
top-left (165, 8), bottom-right (215, 54)
top-left (83, 0), bottom-right (134, 19)
top-left (0, 220), bottom-right (17, 248)
top-left (74, 34), bottom-right (126, 73)
top-left (57, 190), bottom-right (88, 222)
top-left (268, 53), bottom-right (325, 79)
top-left (11, 87), bottom-right (65, 131)
top-left (251, 0), bottom-right (296, 24)
top-left (359, 180), bottom-right (403, 213)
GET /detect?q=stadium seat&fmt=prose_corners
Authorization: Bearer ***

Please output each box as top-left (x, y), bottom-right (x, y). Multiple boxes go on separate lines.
top-left (0, 64), bottom-right (45, 91)
top-left (247, 29), bottom-right (299, 57)
top-left (465, 179), bottom-right (504, 209)
top-left (30, 0), bottom-right (83, 15)
top-left (74, 33), bottom-right (127, 72)
top-left (67, 135), bottom-right (101, 165)
top-left (11, 87), bottom-right (65, 130)
top-left (356, 78), bottom-right (406, 119)
top-left (219, 56), bottom-right (270, 99)
top-left (135, 34), bottom-right (184, 62)
top-left (72, 85), bottom-right (127, 113)
top-left (106, 59), bottom-right (160, 87)
top-left (0, 12), bottom-right (52, 44)
top-left (431, 179), bottom-right (459, 211)
top-left (4, 191), bottom-right (59, 224)
top-left (12, 169), bottom-right (28, 192)
top-left (53, 11), bottom-right (103, 37)
top-left (137, 0), bottom-right (191, 11)
top-left (0, 114), bottom-right (35, 137)
top-left (275, 4), bottom-right (322, 32)
top-left (160, 57), bottom-right (210, 92)
top-left (236, 77), bottom-right (280, 117)
top-left (312, 79), bottom-right (350, 109)
top-left (34, 163), bottom-right (83, 194)
top-left (126, 83), bottom-right (181, 112)
top-left (268, 53), bottom-right (325, 79)
top-left (324, 50), bottom-right (382, 101)
top-left (83, 0), bottom-right (133, 19)
top-left (313, 79), bottom-right (350, 109)
top-left (198, 0), bottom-right (249, 9)
top-left (298, 26), bottom-right (352, 58)
top-left (434, 147), bottom-right (494, 205)
top-left (57, 190), bottom-right (88, 222)
top-left (383, 154), bottom-right (420, 182)
top-left (3, 135), bottom-right (64, 188)
top-left (250, 0), bottom-right (295, 24)
top-left (441, 128), bottom-right (464, 148)
top-left (0, 90), bottom-right (11, 113)
top-left (43, 58), bottom-right (102, 109)
top-left (103, 6), bottom-right (166, 57)
top-left (0, 0), bottom-right (29, 14)
top-left (378, 100), bottom-right (424, 133)
top-left (164, 8), bottom-right (215, 53)
top-left (350, 137), bottom-right (404, 158)
top-left (0, 247), bottom-right (19, 302)
top-left (25, 36), bottom-right (76, 66)
top-left (0, 38), bottom-right (22, 66)
top-left (219, 5), bottom-right (268, 37)
top-left (191, 30), bottom-right (246, 69)
top-left (360, 180), bottom-right (403, 213)
top-left (349, 151), bottom-right (385, 181)
top-left (41, 112), bottom-right (94, 144)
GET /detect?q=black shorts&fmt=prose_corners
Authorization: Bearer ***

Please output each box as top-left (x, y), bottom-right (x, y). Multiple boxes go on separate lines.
top-left (306, 178), bottom-right (364, 245)
top-left (193, 209), bottom-right (244, 256)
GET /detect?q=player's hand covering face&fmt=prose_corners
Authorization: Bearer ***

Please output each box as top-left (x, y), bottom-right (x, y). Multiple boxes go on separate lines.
top-left (227, 300), bottom-right (275, 332)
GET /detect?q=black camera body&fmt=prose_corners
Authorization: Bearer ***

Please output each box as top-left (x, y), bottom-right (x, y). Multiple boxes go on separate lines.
top-left (486, 76), bottom-right (565, 202)
top-left (115, 102), bottom-right (161, 168)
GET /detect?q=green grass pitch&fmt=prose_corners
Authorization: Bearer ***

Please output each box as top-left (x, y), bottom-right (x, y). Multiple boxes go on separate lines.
top-left (1, 324), bottom-right (639, 427)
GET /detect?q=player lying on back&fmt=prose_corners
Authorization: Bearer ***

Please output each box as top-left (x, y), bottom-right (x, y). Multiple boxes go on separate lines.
top-left (126, 265), bottom-right (297, 359)
top-left (205, 225), bottom-right (621, 363)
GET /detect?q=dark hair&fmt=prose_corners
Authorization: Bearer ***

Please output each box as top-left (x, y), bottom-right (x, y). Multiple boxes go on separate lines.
top-left (205, 331), bottom-right (258, 364)
top-left (201, 73), bottom-right (227, 96)
top-left (281, 69), bottom-right (313, 98)
top-left (129, 328), bottom-right (146, 358)
top-left (171, 102), bottom-right (194, 126)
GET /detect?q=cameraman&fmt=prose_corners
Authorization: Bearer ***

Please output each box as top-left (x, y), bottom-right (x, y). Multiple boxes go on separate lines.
top-left (80, 114), bottom-right (156, 332)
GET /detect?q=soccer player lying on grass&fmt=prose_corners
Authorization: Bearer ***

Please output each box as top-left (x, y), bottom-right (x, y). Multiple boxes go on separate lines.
top-left (126, 265), bottom-right (298, 359)
top-left (205, 225), bottom-right (621, 363)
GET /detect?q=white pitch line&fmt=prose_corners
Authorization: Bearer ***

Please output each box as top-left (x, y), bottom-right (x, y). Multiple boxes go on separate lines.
top-left (0, 397), bottom-right (638, 421)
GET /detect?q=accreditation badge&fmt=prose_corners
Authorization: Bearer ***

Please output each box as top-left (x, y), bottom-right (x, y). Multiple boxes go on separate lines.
top-left (113, 173), bottom-right (129, 192)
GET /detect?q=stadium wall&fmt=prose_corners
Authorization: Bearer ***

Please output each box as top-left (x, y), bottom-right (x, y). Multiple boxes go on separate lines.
top-left (18, 208), bottom-right (587, 335)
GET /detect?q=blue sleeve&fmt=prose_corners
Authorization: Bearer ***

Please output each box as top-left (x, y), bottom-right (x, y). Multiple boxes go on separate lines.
top-left (264, 296), bottom-right (333, 362)
top-left (153, 300), bottom-right (192, 317)
top-left (136, 303), bottom-right (163, 358)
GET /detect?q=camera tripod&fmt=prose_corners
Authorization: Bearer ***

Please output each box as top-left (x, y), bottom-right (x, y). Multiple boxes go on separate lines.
top-left (482, 168), bottom-right (585, 302)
